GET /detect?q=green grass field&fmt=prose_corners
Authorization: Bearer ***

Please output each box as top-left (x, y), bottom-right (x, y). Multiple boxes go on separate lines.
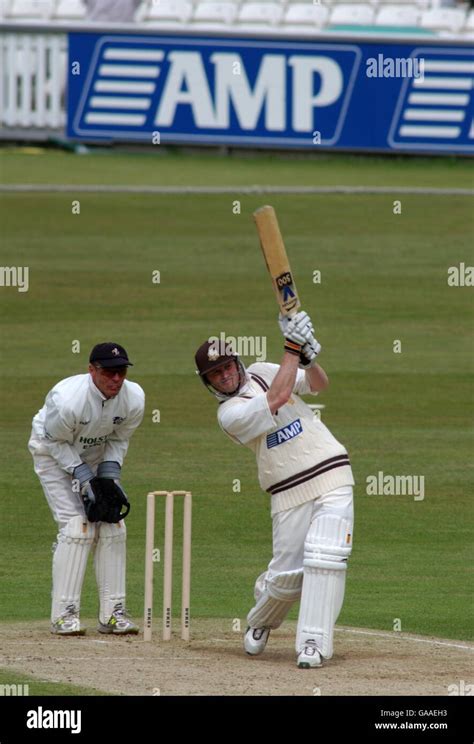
top-left (0, 668), bottom-right (110, 696)
top-left (1, 148), bottom-right (473, 643)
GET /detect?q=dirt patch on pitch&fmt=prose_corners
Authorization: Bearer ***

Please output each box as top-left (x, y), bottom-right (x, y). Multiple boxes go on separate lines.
top-left (0, 619), bottom-right (472, 696)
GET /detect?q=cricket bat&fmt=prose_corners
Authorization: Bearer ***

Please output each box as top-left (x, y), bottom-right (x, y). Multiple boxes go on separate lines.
top-left (253, 205), bottom-right (301, 317)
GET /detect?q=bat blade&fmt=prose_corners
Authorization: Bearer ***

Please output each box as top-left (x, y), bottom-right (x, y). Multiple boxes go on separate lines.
top-left (253, 205), bottom-right (301, 317)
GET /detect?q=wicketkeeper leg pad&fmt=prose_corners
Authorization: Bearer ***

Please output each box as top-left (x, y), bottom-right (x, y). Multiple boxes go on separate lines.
top-left (247, 568), bottom-right (303, 629)
top-left (51, 515), bottom-right (96, 622)
top-left (94, 521), bottom-right (127, 625)
top-left (296, 513), bottom-right (352, 658)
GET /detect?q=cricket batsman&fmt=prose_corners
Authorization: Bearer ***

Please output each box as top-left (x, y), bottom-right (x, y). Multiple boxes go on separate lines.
top-left (195, 312), bottom-right (354, 668)
top-left (28, 342), bottom-right (145, 636)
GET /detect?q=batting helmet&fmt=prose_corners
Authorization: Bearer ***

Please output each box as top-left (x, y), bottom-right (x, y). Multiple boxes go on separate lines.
top-left (194, 339), bottom-right (246, 399)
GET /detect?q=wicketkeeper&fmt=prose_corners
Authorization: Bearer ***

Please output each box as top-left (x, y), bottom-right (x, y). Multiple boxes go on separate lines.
top-left (28, 342), bottom-right (145, 636)
top-left (195, 312), bottom-right (354, 668)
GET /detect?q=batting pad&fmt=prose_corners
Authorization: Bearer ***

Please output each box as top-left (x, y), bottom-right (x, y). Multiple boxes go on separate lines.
top-left (247, 568), bottom-right (303, 629)
top-left (296, 513), bottom-right (352, 658)
top-left (94, 521), bottom-right (127, 624)
top-left (51, 515), bottom-right (96, 622)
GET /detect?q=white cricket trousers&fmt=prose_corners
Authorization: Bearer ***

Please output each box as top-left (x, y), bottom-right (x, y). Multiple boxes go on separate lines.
top-left (268, 485), bottom-right (354, 577)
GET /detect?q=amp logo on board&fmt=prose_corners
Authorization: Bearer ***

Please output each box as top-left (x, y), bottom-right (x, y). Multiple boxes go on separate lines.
top-left (69, 35), bottom-right (361, 146)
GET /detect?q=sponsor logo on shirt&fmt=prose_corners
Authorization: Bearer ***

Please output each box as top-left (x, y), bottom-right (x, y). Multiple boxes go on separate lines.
top-left (79, 434), bottom-right (109, 449)
top-left (266, 419), bottom-right (303, 449)
top-left (113, 416), bottom-right (125, 425)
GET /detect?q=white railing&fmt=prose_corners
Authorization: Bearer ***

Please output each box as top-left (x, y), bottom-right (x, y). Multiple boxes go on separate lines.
top-left (0, 31), bottom-right (66, 129)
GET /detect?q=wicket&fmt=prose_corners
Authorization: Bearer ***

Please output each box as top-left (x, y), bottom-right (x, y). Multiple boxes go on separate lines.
top-left (144, 490), bottom-right (192, 642)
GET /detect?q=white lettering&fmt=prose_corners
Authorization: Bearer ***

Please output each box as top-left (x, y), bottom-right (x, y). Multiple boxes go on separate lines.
top-left (365, 471), bottom-right (425, 500)
top-left (289, 56), bottom-right (343, 132)
top-left (211, 53), bottom-right (285, 130)
top-left (26, 707), bottom-right (82, 734)
top-left (0, 266), bottom-right (29, 292)
top-left (208, 332), bottom-right (267, 362)
top-left (156, 52), bottom-right (216, 127)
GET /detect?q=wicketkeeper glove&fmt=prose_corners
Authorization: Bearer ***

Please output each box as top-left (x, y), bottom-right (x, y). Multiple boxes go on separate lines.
top-left (93, 478), bottom-right (130, 523)
top-left (97, 460), bottom-right (130, 504)
top-left (97, 460), bottom-right (121, 481)
top-left (95, 461), bottom-right (131, 522)
top-left (73, 462), bottom-right (130, 523)
top-left (73, 461), bottom-right (104, 511)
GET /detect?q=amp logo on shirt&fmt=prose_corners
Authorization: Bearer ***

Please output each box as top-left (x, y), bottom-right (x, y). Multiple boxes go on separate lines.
top-left (266, 419), bottom-right (303, 449)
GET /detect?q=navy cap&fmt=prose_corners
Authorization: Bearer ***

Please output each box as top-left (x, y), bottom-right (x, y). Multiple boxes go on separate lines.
top-left (89, 342), bottom-right (133, 368)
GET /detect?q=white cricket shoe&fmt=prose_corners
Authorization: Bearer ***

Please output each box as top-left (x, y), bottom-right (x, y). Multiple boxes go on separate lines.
top-left (297, 640), bottom-right (323, 668)
top-left (244, 626), bottom-right (270, 656)
top-left (98, 602), bottom-right (139, 635)
top-left (51, 604), bottom-right (85, 636)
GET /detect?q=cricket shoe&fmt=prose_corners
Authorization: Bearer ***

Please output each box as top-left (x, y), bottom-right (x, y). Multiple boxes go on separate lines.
top-left (98, 602), bottom-right (139, 635)
top-left (244, 626), bottom-right (270, 656)
top-left (297, 640), bottom-right (323, 668)
top-left (51, 604), bottom-right (86, 636)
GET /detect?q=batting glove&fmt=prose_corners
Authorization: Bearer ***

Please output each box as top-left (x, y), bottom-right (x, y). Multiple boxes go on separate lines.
top-left (283, 311), bottom-right (315, 345)
top-left (278, 312), bottom-right (290, 335)
top-left (298, 338), bottom-right (322, 369)
top-left (279, 310), bottom-right (314, 338)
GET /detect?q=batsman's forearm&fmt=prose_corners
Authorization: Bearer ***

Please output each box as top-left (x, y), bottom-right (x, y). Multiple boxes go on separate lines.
top-left (267, 352), bottom-right (300, 412)
top-left (305, 363), bottom-right (329, 392)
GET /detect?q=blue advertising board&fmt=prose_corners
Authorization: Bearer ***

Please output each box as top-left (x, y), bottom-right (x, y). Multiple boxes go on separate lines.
top-left (67, 32), bottom-right (474, 154)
